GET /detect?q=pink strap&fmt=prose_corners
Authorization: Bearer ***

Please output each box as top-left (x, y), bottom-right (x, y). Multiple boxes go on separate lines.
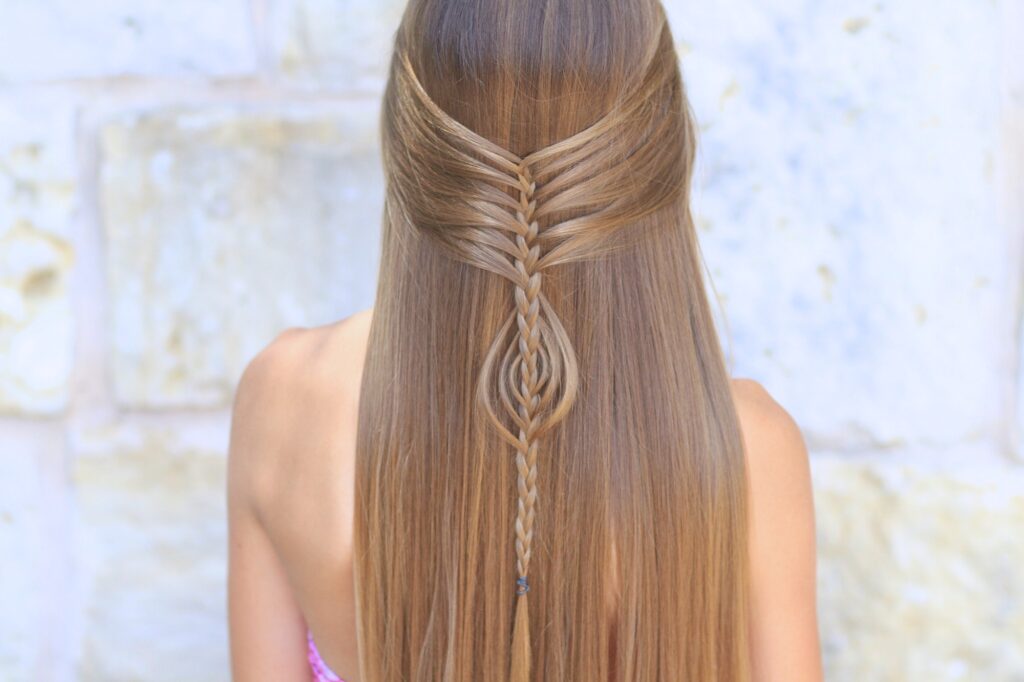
top-left (307, 628), bottom-right (344, 682)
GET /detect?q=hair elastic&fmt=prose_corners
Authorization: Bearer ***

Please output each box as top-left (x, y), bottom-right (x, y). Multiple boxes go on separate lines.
top-left (515, 576), bottom-right (530, 596)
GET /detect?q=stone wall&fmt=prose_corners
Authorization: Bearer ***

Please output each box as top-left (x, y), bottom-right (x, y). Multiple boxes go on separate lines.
top-left (0, 1), bottom-right (1020, 680)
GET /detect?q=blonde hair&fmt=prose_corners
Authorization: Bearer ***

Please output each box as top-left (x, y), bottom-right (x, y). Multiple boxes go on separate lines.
top-left (353, 1), bottom-right (750, 680)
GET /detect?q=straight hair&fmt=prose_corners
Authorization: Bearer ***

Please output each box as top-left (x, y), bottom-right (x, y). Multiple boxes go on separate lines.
top-left (353, 1), bottom-right (751, 680)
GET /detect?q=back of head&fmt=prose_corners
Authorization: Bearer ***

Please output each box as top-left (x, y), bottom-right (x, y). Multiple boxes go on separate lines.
top-left (384, 0), bottom-right (692, 265)
top-left (355, 1), bottom-right (750, 680)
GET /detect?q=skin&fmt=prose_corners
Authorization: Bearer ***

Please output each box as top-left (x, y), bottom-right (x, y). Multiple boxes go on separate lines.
top-left (227, 307), bottom-right (824, 682)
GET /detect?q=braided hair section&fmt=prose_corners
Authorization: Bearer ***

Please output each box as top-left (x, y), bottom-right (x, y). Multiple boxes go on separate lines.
top-left (511, 159), bottom-right (542, 591)
top-left (508, 160), bottom-right (543, 682)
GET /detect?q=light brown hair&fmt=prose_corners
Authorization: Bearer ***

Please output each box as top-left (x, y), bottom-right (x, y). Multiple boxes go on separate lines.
top-left (353, 1), bottom-right (750, 680)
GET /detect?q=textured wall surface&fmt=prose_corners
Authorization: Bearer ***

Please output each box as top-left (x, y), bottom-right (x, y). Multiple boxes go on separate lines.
top-left (0, 1), bottom-right (1021, 680)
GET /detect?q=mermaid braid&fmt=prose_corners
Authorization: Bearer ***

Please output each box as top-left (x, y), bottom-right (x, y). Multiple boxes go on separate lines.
top-left (388, 31), bottom-right (678, 678)
top-left (508, 160), bottom-right (543, 682)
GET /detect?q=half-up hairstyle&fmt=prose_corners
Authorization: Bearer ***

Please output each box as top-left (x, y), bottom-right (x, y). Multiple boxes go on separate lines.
top-left (354, 1), bottom-right (750, 681)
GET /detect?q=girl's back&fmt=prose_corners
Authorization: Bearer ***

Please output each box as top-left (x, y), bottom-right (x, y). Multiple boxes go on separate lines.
top-left (228, 308), bottom-right (822, 681)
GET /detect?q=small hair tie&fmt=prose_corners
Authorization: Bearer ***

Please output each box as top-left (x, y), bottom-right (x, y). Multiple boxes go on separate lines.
top-left (516, 576), bottom-right (530, 595)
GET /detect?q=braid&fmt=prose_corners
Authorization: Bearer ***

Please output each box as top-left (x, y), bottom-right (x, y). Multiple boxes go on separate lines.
top-left (509, 161), bottom-right (542, 682)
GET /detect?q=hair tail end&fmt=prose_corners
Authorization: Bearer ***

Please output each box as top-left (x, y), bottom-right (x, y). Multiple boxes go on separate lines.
top-left (510, 593), bottom-right (532, 682)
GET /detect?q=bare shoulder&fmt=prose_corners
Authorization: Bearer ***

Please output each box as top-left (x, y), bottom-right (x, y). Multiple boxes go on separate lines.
top-left (228, 308), bottom-right (374, 509)
top-left (730, 378), bottom-right (806, 457)
top-left (231, 307), bottom-right (374, 438)
top-left (729, 378), bottom-right (823, 680)
top-left (729, 375), bottom-right (814, 529)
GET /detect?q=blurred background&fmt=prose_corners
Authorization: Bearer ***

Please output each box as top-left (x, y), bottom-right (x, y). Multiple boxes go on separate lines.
top-left (0, 1), bottom-right (1022, 680)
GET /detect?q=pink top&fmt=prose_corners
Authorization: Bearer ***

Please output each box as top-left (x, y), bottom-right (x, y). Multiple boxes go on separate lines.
top-left (307, 628), bottom-right (345, 681)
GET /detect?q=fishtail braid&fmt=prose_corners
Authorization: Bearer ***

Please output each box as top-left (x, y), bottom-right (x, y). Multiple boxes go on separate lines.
top-left (509, 160), bottom-right (542, 682)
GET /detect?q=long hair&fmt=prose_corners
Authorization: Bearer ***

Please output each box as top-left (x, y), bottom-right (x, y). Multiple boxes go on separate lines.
top-left (353, 1), bottom-right (750, 680)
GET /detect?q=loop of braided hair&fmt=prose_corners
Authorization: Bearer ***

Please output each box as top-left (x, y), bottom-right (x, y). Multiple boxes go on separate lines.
top-left (385, 24), bottom-right (681, 678)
